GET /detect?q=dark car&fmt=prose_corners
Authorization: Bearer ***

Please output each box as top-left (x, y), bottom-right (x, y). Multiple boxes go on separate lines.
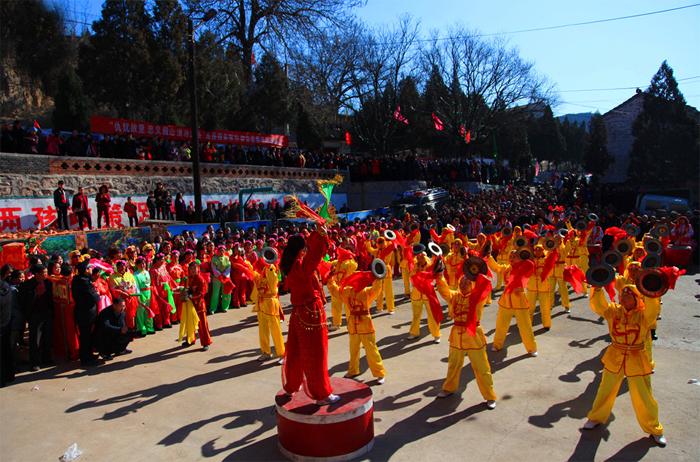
top-left (390, 188), bottom-right (449, 217)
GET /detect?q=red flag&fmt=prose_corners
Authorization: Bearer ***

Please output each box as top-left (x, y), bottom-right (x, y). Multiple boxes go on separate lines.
top-left (459, 125), bottom-right (472, 143)
top-left (431, 113), bottom-right (444, 131)
top-left (344, 131), bottom-right (352, 145)
top-left (393, 106), bottom-right (409, 125)
top-left (251, 51), bottom-right (256, 65)
top-left (33, 120), bottom-right (41, 130)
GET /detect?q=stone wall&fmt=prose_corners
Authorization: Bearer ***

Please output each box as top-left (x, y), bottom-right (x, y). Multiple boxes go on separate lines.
top-left (0, 152), bottom-right (347, 197)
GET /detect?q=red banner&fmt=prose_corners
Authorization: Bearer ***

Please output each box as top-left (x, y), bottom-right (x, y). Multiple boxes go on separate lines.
top-left (90, 116), bottom-right (288, 148)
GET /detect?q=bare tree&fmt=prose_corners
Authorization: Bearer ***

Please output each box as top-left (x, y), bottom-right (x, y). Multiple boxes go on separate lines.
top-left (185, 0), bottom-right (364, 81)
top-left (349, 16), bottom-right (420, 154)
top-left (421, 27), bottom-right (556, 144)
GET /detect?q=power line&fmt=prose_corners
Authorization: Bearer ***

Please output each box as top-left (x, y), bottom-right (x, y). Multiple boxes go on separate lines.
top-left (369, 3), bottom-right (700, 48)
top-left (559, 75), bottom-right (700, 93)
top-left (471, 3), bottom-right (700, 38)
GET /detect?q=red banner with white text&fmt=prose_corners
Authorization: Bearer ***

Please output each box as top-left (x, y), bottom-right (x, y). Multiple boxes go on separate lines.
top-left (90, 116), bottom-right (288, 148)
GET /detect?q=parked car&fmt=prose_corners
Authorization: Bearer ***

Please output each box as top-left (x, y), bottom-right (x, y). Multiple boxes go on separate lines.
top-left (390, 188), bottom-right (449, 217)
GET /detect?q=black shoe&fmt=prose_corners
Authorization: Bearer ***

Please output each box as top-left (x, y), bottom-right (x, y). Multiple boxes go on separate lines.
top-left (207, 311), bottom-right (214, 316)
top-left (30, 365), bottom-right (40, 372)
top-left (155, 327), bottom-right (163, 331)
top-left (182, 341), bottom-right (192, 348)
top-left (147, 331), bottom-right (156, 335)
top-left (101, 353), bottom-right (114, 360)
top-left (171, 320), bottom-right (180, 325)
top-left (116, 349), bottom-right (132, 356)
top-left (164, 324), bottom-right (173, 329)
top-left (202, 345), bottom-right (209, 351)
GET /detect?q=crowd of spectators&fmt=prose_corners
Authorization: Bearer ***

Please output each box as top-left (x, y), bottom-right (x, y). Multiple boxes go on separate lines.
top-left (2, 121), bottom-right (524, 184)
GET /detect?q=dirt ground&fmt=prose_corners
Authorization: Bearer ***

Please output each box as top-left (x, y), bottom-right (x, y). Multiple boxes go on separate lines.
top-left (1, 275), bottom-right (699, 462)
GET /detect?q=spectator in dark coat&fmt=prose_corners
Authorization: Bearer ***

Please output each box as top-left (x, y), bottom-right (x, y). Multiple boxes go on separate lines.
top-left (18, 264), bottom-right (53, 371)
top-left (53, 180), bottom-right (70, 230)
top-left (71, 261), bottom-right (100, 367)
top-left (94, 298), bottom-right (131, 359)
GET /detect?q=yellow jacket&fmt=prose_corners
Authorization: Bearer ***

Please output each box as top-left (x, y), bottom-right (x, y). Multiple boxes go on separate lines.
top-left (437, 277), bottom-right (488, 350)
top-left (553, 241), bottom-right (569, 279)
top-left (527, 255), bottom-right (552, 293)
top-left (328, 278), bottom-right (383, 335)
top-left (252, 264), bottom-right (281, 316)
top-left (590, 288), bottom-right (660, 376)
top-left (410, 255), bottom-right (432, 301)
top-left (445, 251), bottom-right (466, 288)
top-left (488, 255), bottom-right (529, 310)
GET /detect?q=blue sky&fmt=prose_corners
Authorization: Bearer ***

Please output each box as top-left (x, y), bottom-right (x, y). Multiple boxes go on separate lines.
top-left (65, 0), bottom-right (700, 116)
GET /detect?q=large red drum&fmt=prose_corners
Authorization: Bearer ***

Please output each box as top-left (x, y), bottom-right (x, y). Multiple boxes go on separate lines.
top-left (276, 377), bottom-right (374, 461)
top-left (664, 245), bottom-right (692, 267)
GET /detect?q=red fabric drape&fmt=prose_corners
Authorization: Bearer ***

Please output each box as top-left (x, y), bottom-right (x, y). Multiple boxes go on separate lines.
top-left (411, 271), bottom-right (443, 324)
top-left (563, 265), bottom-right (586, 294)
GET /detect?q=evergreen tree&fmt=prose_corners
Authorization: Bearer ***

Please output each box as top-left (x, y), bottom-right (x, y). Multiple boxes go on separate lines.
top-left (527, 106), bottom-right (565, 162)
top-left (251, 53), bottom-right (291, 132)
top-left (78, 0), bottom-right (155, 118)
top-left (150, 0), bottom-right (189, 124)
top-left (296, 103), bottom-right (323, 150)
top-left (559, 119), bottom-right (587, 164)
top-left (629, 61), bottom-right (700, 185)
top-left (52, 67), bottom-right (91, 131)
top-left (583, 114), bottom-right (612, 176)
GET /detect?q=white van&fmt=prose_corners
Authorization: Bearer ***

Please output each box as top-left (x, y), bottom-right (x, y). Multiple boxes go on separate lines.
top-left (636, 194), bottom-right (689, 214)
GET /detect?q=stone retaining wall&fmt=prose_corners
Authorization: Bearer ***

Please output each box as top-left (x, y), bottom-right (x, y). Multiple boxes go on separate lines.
top-left (0, 152), bottom-right (347, 197)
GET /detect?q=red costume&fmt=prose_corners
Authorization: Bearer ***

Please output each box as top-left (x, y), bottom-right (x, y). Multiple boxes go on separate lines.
top-left (282, 231), bottom-right (333, 400)
top-left (187, 272), bottom-right (212, 347)
top-left (150, 264), bottom-right (174, 329)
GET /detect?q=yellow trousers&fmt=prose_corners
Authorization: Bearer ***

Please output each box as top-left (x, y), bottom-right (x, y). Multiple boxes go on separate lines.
top-left (587, 369), bottom-right (663, 436)
top-left (443, 346), bottom-right (497, 400)
top-left (377, 274), bottom-right (395, 312)
top-left (330, 295), bottom-right (346, 328)
top-left (348, 333), bottom-right (385, 378)
top-left (401, 268), bottom-right (411, 296)
top-left (493, 308), bottom-right (537, 353)
top-left (410, 300), bottom-right (441, 339)
top-left (551, 277), bottom-right (570, 309)
top-left (527, 290), bottom-right (553, 328)
top-left (258, 311), bottom-right (285, 356)
top-left (496, 270), bottom-right (505, 291)
top-left (645, 334), bottom-right (655, 370)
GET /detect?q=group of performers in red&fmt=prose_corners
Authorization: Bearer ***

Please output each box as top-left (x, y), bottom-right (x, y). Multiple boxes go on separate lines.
top-left (2, 209), bottom-right (694, 448)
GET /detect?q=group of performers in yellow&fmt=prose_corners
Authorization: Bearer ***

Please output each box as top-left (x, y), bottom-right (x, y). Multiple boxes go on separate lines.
top-left (246, 220), bottom-right (673, 447)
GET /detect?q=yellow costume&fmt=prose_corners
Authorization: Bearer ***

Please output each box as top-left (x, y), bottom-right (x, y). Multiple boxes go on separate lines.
top-left (488, 255), bottom-right (537, 354)
top-left (586, 287), bottom-right (663, 437)
top-left (365, 238), bottom-right (396, 313)
top-left (252, 264), bottom-right (285, 358)
top-left (527, 247), bottom-right (554, 328)
top-left (551, 239), bottom-right (571, 310)
top-left (409, 253), bottom-right (441, 340)
top-left (399, 230), bottom-right (422, 296)
top-left (329, 278), bottom-right (386, 379)
top-left (328, 258), bottom-right (358, 328)
top-left (436, 277), bottom-right (496, 400)
top-left (178, 298), bottom-right (200, 346)
top-left (444, 240), bottom-right (466, 290)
